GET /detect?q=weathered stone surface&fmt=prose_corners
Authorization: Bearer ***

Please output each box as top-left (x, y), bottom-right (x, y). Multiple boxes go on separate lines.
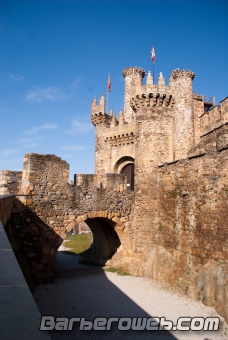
top-left (0, 171), bottom-right (22, 195)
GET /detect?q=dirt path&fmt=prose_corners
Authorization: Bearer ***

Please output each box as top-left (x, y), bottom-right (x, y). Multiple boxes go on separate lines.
top-left (33, 249), bottom-right (228, 340)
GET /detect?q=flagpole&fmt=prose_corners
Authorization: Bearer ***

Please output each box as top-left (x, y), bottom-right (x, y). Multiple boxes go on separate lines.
top-left (151, 47), bottom-right (155, 84)
top-left (153, 62), bottom-right (154, 82)
top-left (107, 72), bottom-right (110, 113)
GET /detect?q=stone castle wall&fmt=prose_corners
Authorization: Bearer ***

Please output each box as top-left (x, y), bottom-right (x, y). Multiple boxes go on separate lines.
top-left (130, 146), bottom-right (228, 321)
top-left (0, 170), bottom-right (22, 195)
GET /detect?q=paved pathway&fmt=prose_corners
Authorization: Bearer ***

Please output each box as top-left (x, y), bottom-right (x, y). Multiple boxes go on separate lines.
top-left (33, 249), bottom-right (228, 340)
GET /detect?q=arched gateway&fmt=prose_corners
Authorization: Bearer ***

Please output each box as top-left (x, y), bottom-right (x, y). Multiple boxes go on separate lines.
top-left (113, 157), bottom-right (135, 191)
top-left (65, 210), bottom-right (133, 266)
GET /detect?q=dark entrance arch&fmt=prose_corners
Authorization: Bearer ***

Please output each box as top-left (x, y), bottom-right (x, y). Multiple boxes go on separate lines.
top-left (65, 211), bottom-right (133, 268)
top-left (84, 218), bottom-right (121, 265)
top-left (121, 163), bottom-right (134, 190)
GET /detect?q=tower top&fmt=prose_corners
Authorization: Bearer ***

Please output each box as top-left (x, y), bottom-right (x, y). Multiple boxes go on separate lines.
top-left (122, 67), bottom-right (146, 78)
top-left (170, 68), bottom-right (195, 80)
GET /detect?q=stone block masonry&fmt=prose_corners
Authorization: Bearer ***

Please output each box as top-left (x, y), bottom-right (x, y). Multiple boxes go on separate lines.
top-left (131, 148), bottom-right (228, 321)
top-left (0, 170), bottom-right (22, 195)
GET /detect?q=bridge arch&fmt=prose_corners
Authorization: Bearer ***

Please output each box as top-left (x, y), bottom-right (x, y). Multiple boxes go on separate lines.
top-left (65, 210), bottom-right (133, 266)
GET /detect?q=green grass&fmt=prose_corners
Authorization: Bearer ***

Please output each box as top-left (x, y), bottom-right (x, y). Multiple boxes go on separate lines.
top-left (62, 234), bottom-right (93, 259)
top-left (104, 267), bottom-right (130, 276)
top-left (61, 234), bottom-right (130, 275)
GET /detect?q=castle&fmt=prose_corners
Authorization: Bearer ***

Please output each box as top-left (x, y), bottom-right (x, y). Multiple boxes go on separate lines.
top-left (91, 67), bottom-right (227, 185)
top-left (0, 66), bottom-right (228, 322)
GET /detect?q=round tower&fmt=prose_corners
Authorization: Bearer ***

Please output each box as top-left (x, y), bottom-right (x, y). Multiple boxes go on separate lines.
top-left (170, 69), bottom-right (195, 159)
top-left (122, 67), bottom-right (146, 123)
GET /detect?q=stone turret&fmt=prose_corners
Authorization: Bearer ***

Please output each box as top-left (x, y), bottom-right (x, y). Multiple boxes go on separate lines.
top-left (122, 67), bottom-right (146, 123)
top-left (170, 69), bottom-right (195, 159)
top-left (90, 94), bottom-right (109, 126)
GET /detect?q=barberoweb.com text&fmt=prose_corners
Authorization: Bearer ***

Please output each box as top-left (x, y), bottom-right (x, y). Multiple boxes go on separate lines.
top-left (40, 316), bottom-right (220, 331)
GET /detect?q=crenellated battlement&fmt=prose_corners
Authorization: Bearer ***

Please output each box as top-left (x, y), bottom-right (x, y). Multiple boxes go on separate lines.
top-left (196, 97), bottom-right (228, 136)
top-left (170, 68), bottom-right (195, 80)
top-left (90, 112), bottom-right (111, 126)
top-left (130, 74), bottom-right (176, 111)
top-left (105, 130), bottom-right (135, 146)
top-left (122, 67), bottom-right (146, 79)
top-left (90, 94), bottom-right (111, 126)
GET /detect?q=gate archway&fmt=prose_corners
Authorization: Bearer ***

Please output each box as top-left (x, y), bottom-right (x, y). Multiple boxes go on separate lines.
top-left (65, 211), bottom-right (133, 266)
top-left (113, 156), bottom-right (135, 191)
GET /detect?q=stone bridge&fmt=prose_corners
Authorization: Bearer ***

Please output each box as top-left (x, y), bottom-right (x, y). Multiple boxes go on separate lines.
top-left (8, 153), bottom-right (135, 284)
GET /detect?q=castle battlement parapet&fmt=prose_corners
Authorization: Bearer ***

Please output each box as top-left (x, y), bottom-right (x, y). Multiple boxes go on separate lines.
top-left (105, 123), bottom-right (135, 146)
top-left (194, 97), bottom-right (228, 136)
top-left (129, 69), bottom-right (195, 113)
top-left (170, 68), bottom-right (195, 80)
top-left (130, 84), bottom-right (175, 111)
top-left (90, 94), bottom-right (111, 126)
top-left (122, 67), bottom-right (146, 79)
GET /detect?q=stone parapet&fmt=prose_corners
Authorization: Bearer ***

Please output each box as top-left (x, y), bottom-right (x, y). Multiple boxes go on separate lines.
top-left (105, 131), bottom-right (135, 146)
top-left (170, 68), bottom-right (195, 80)
top-left (0, 195), bottom-right (14, 226)
top-left (130, 87), bottom-right (175, 111)
top-left (20, 153), bottom-right (69, 197)
top-left (122, 67), bottom-right (146, 78)
top-left (90, 94), bottom-right (111, 126)
top-left (0, 170), bottom-right (22, 195)
top-left (104, 121), bottom-right (135, 146)
top-left (75, 172), bottom-right (127, 191)
top-left (187, 123), bottom-right (228, 158)
top-left (129, 70), bottom-right (176, 110)
top-left (91, 112), bottom-right (111, 126)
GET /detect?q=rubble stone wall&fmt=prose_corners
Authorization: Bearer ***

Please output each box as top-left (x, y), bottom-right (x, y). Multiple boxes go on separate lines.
top-left (0, 195), bottom-right (14, 226)
top-left (0, 171), bottom-right (22, 195)
top-left (158, 149), bottom-right (228, 321)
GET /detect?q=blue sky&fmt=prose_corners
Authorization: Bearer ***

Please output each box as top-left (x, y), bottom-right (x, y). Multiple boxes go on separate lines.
top-left (0, 0), bottom-right (227, 179)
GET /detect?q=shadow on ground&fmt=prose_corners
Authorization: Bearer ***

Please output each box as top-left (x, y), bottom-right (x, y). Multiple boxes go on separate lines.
top-left (33, 251), bottom-right (177, 340)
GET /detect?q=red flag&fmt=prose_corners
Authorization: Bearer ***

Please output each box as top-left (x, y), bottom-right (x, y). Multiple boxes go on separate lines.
top-left (151, 47), bottom-right (155, 63)
top-left (108, 73), bottom-right (111, 93)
